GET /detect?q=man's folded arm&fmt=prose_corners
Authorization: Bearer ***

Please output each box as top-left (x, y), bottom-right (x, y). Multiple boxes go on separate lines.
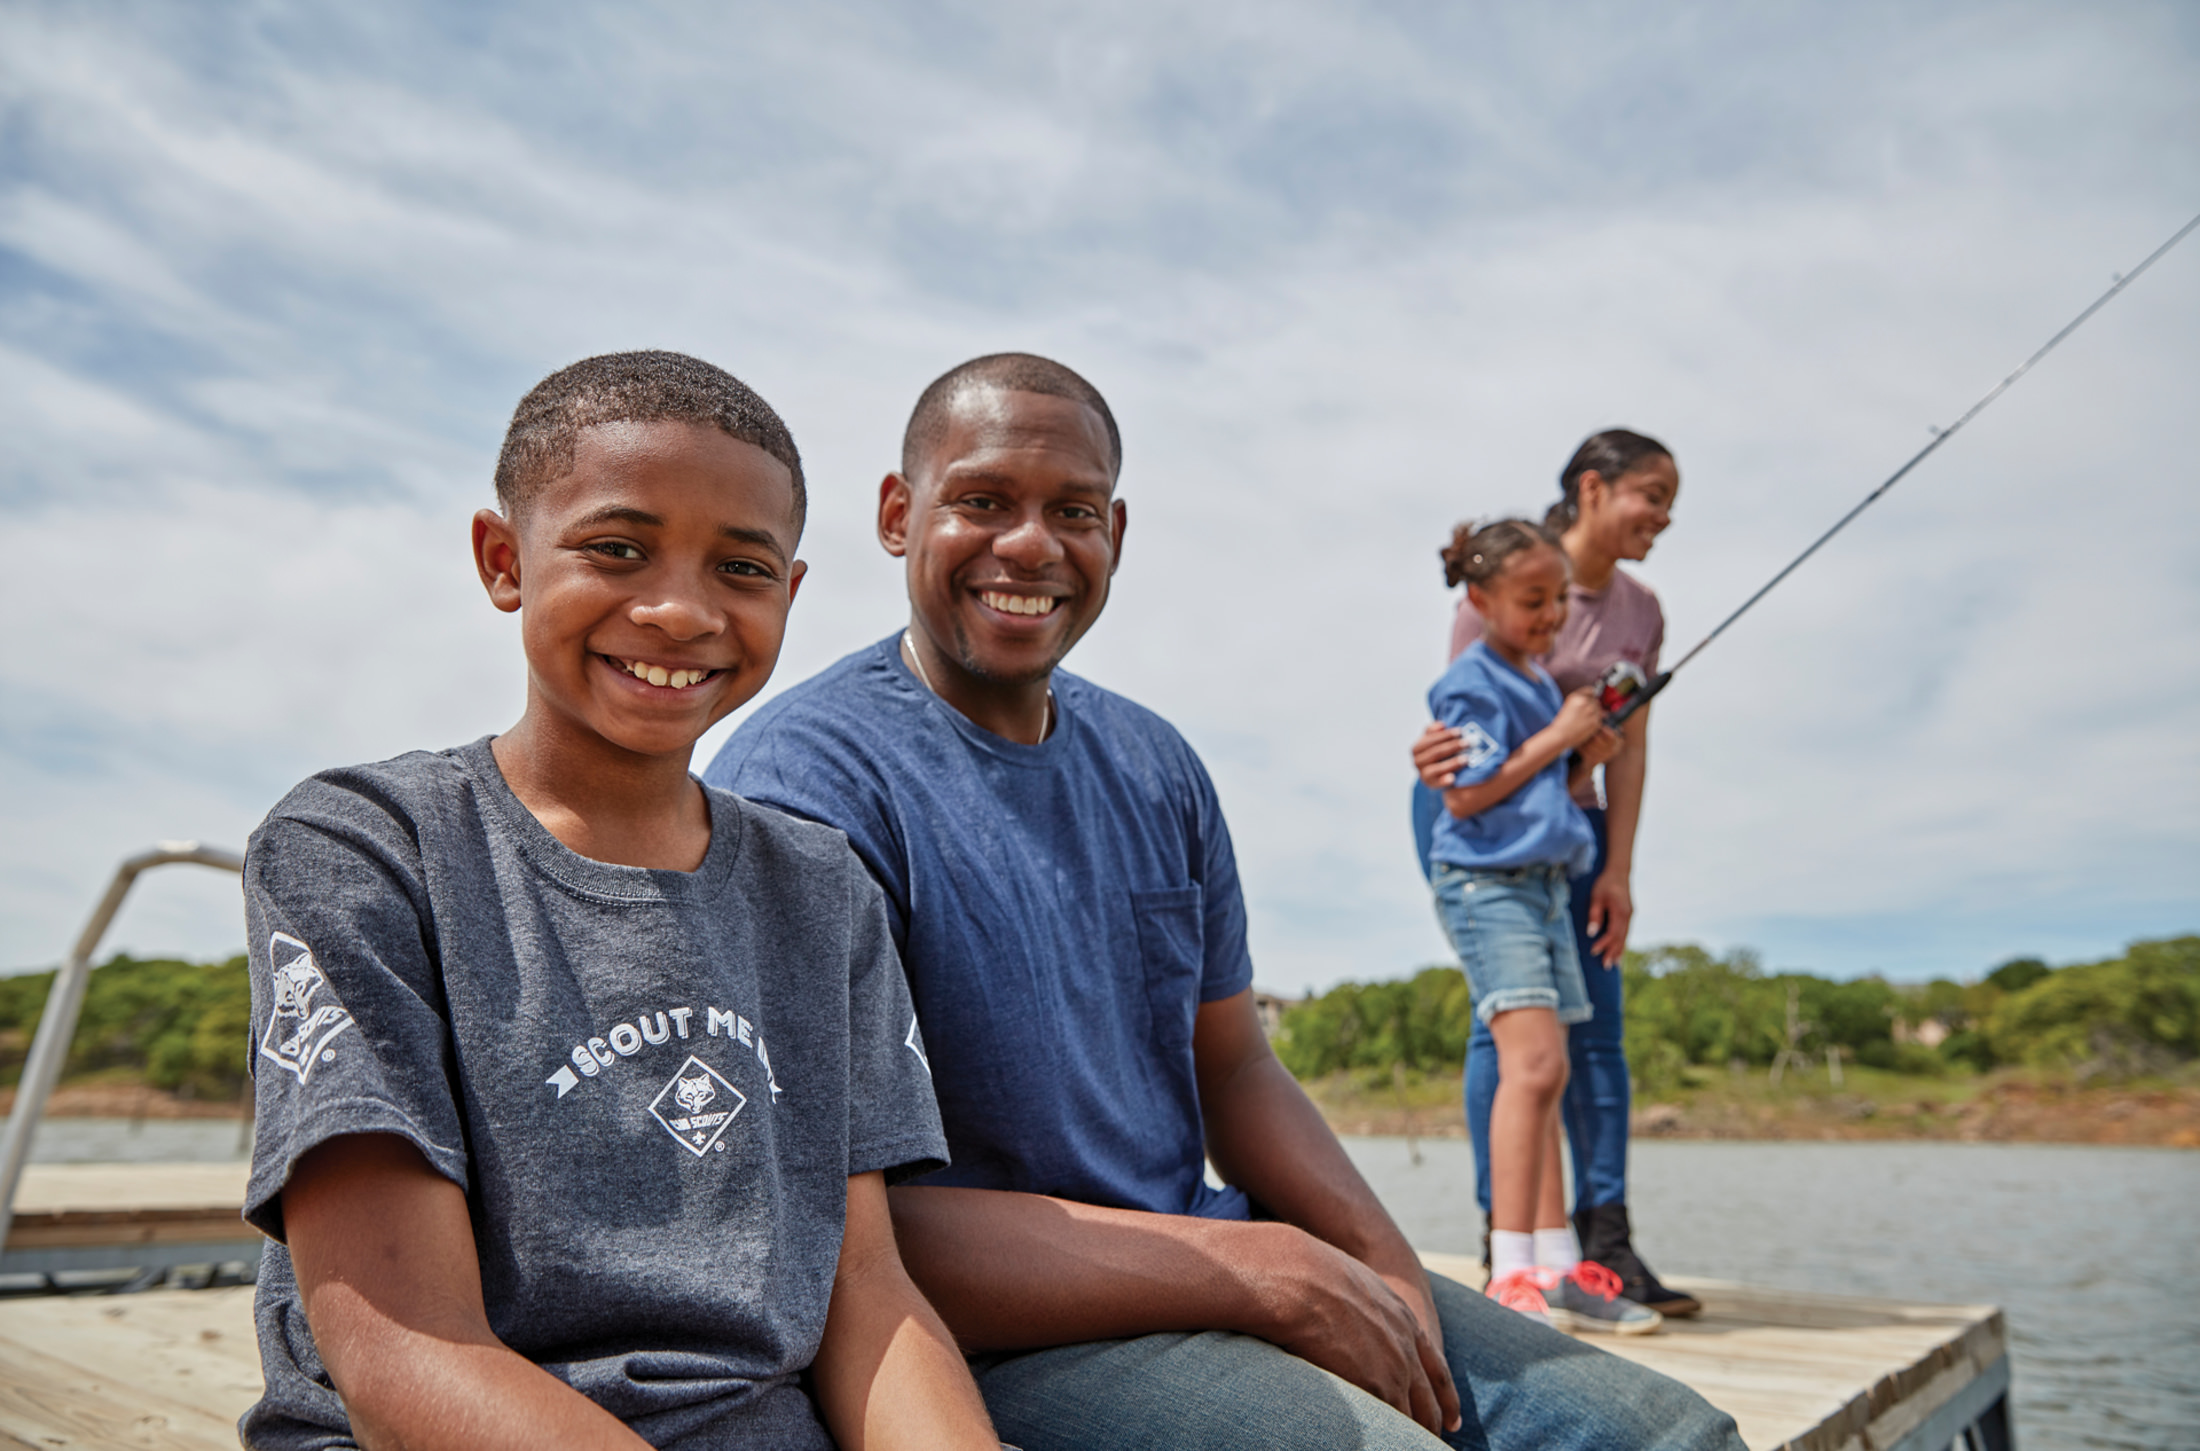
top-left (887, 1181), bottom-right (1292, 1350)
top-left (283, 1133), bottom-right (650, 1451)
top-left (1192, 989), bottom-right (1437, 1300)
top-left (887, 989), bottom-right (1459, 1435)
top-left (1192, 988), bottom-right (1463, 1435)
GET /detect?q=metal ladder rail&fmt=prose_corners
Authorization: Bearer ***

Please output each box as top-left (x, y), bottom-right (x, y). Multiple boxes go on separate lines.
top-left (0, 843), bottom-right (244, 1251)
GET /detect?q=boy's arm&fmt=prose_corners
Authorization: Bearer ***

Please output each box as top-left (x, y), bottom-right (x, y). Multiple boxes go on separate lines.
top-left (887, 992), bottom-right (1460, 1438)
top-left (812, 1172), bottom-right (999, 1451)
top-left (284, 1133), bottom-right (650, 1451)
top-left (1443, 690), bottom-right (1604, 819)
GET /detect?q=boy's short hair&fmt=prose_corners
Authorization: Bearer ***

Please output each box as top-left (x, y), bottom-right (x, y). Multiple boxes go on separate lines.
top-left (901, 352), bottom-right (1121, 481)
top-left (495, 351), bottom-right (806, 527)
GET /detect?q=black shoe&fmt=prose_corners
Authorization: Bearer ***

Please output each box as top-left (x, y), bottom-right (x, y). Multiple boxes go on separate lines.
top-left (1573, 1202), bottom-right (1702, 1317)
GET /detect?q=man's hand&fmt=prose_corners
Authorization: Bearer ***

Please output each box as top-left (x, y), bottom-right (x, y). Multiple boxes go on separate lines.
top-left (1585, 869), bottom-right (1633, 966)
top-left (1411, 720), bottom-right (1467, 789)
top-left (1241, 1225), bottom-right (1455, 1434)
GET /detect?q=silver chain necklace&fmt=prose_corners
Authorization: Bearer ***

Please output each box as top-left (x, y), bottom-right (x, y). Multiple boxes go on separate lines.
top-left (902, 630), bottom-right (1052, 744)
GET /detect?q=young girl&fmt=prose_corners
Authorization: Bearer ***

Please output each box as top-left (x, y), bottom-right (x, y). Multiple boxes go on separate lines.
top-left (1417, 430), bottom-right (1695, 1320)
top-left (1425, 519), bottom-right (1660, 1334)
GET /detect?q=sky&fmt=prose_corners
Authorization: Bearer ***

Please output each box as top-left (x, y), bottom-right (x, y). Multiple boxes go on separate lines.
top-left (2, 1), bottom-right (2195, 994)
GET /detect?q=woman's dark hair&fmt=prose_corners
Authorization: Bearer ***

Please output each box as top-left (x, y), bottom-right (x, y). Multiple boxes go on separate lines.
top-left (1546, 428), bottom-right (1671, 532)
top-left (1440, 518), bottom-right (1566, 589)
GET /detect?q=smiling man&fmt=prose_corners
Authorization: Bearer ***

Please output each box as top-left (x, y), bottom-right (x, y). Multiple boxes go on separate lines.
top-left (706, 353), bottom-right (1742, 1451)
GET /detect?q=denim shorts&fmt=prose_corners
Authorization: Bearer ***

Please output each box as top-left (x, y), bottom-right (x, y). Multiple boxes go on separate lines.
top-left (1431, 861), bottom-right (1593, 1026)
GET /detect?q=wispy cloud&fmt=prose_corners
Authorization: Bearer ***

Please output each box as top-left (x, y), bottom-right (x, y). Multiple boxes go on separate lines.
top-left (2, 1), bottom-right (2195, 985)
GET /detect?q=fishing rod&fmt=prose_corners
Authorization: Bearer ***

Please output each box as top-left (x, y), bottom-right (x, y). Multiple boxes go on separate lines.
top-left (1595, 209), bottom-right (2200, 728)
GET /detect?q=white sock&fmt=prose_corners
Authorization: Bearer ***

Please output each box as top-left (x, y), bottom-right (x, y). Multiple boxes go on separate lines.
top-left (1534, 1227), bottom-right (1581, 1273)
top-left (1490, 1230), bottom-right (1537, 1280)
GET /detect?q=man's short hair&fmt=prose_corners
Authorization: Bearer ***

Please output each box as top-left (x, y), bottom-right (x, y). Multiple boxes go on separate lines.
top-left (495, 351), bottom-right (806, 526)
top-left (901, 353), bottom-right (1121, 481)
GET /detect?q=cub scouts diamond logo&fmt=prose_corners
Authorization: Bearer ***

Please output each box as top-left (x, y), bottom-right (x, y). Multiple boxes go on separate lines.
top-left (257, 933), bottom-right (354, 1084)
top-left (648, 1055), bottom-right (745, 1156)
top-left (1457, 720), bottom-right (1502, 771)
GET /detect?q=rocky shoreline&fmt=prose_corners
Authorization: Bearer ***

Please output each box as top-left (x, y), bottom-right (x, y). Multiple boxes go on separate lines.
top-left (1306, 1073), bottom-right (2200, 1148)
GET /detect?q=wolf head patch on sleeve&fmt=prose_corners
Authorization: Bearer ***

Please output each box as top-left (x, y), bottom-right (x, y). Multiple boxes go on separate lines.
top-left (258, 932), bottom-right (356, 1084)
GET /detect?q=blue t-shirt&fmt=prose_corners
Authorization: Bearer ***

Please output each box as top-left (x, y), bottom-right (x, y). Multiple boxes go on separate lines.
top-left (705, 636), bottom-right (1255, 1220)
top-left (1426, 640), bottom-right (1597, 877)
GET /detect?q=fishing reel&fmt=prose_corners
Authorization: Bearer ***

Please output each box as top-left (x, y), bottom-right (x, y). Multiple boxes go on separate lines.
top-left (1596, 661), bottom-right (1650, 723)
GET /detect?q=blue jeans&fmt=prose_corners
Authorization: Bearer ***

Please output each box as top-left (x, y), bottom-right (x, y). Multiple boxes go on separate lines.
top-left (1418, 790), bottom-right (1630, 1216)
top-left (968, 1270), bottom-right (1741, 1450)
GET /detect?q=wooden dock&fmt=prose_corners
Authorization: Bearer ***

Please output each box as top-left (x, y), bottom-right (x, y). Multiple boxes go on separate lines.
top-left (1420, 1253), bottom-right (2010, 1451)
top-left (3, 1164), bottom-right (258, 1282)
top-left (0, 1169), bottom-right (2010, 1451)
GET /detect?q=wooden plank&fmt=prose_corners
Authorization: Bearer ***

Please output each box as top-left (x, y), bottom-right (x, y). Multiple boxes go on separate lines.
top-left (8, 1164), bottom-right (249, 1217)
top-left (0, 1286), bottom-right (257, 1450)
top-left (8, 1212), bottom-right (257, 1250)
top-left (6, 1163), bottom-right (257, 1256)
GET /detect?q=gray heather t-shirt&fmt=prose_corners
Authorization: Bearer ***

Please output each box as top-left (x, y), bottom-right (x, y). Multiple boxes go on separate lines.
top-left (239, 738), bottom-right (945, 1450)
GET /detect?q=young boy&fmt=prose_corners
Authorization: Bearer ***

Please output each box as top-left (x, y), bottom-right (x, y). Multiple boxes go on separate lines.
top-left (238, 351), bottom-right (1000, 1450)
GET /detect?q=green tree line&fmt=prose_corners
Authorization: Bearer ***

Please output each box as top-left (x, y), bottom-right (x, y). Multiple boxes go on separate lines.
top-left (1274, 935), bottom-right (2200, 1091)
top-left (5, 936), bottom-right (2195, 1102)
top-left (0, 954), bottom-right (253, 1101)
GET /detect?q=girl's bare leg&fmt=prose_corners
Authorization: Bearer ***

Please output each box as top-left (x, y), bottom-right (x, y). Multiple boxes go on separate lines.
top-left (1535, 1108), bottom-right (1570, 1231)
top-left (1485, 1007), bottom-right (1569, 1234)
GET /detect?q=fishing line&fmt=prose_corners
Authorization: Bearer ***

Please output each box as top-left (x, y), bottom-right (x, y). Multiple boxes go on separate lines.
top-left (1602, 209), bottom-right (2200, 727)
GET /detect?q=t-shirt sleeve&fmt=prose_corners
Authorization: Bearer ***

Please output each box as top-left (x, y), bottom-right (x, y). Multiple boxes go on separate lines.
top-left (241, 792), bottom-right (468, 1241)
top-left (1428, 669), bottom-right (1513, 787)
top-left (842, 859), bottom-right (948, 1183)
top-left (709, 721), bottom-right (914, 950)
top-left (1643, 591), bottom-right (1665, 679)
top-left (1184, 750), bottom-right (1256, 1004)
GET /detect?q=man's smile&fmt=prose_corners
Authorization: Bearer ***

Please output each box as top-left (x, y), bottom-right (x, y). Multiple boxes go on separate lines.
top-left (976, 589), bottom-right (1060, 618)
top-left (602, 654), bottom-right (724, 690)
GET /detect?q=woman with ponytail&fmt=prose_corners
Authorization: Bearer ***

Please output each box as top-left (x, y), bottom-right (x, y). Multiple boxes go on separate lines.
top-left (1413, 429), bottom-right (1696, 1319)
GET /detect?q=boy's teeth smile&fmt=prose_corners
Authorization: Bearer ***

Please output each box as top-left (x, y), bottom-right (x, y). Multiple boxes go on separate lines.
top-left (609, 657), bottom-right (717, 690)
top-left (980, 590), bottom-right (1057, 617)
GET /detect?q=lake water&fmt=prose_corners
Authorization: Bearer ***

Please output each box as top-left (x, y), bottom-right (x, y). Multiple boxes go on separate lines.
top-left (1346, 1136), bottom-right (2200, 1451)
top-left (25, 1122), bottom-right (2196, 1448)
top-left (24, 1115), bottom-right (253, 1163)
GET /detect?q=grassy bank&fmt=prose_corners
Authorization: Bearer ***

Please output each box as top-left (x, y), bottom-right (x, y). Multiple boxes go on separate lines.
top-left (1299, 1061), bottom-right (2200, 1147)
top-left (1274, 935), bottom-right (2200, 1146)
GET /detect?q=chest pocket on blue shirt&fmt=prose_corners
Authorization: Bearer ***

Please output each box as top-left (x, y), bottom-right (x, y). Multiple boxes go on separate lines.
top-left (1131, 887), bottom-right (1205, 1053)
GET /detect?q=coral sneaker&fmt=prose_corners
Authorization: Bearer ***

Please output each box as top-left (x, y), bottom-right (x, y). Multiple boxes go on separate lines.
top-left (1484, 1268), bottom-right (1555, 1327)
top-left (1543, 1261), bottom-right (1663, 1336)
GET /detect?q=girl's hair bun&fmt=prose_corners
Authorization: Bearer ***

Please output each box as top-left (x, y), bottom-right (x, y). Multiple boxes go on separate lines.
top-left (1439, 517), bottom-right (1565, 588)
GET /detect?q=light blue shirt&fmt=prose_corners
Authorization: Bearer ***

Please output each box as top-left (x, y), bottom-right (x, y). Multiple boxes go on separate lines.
top-left (1426, 640), bottom-right (1597, 876)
